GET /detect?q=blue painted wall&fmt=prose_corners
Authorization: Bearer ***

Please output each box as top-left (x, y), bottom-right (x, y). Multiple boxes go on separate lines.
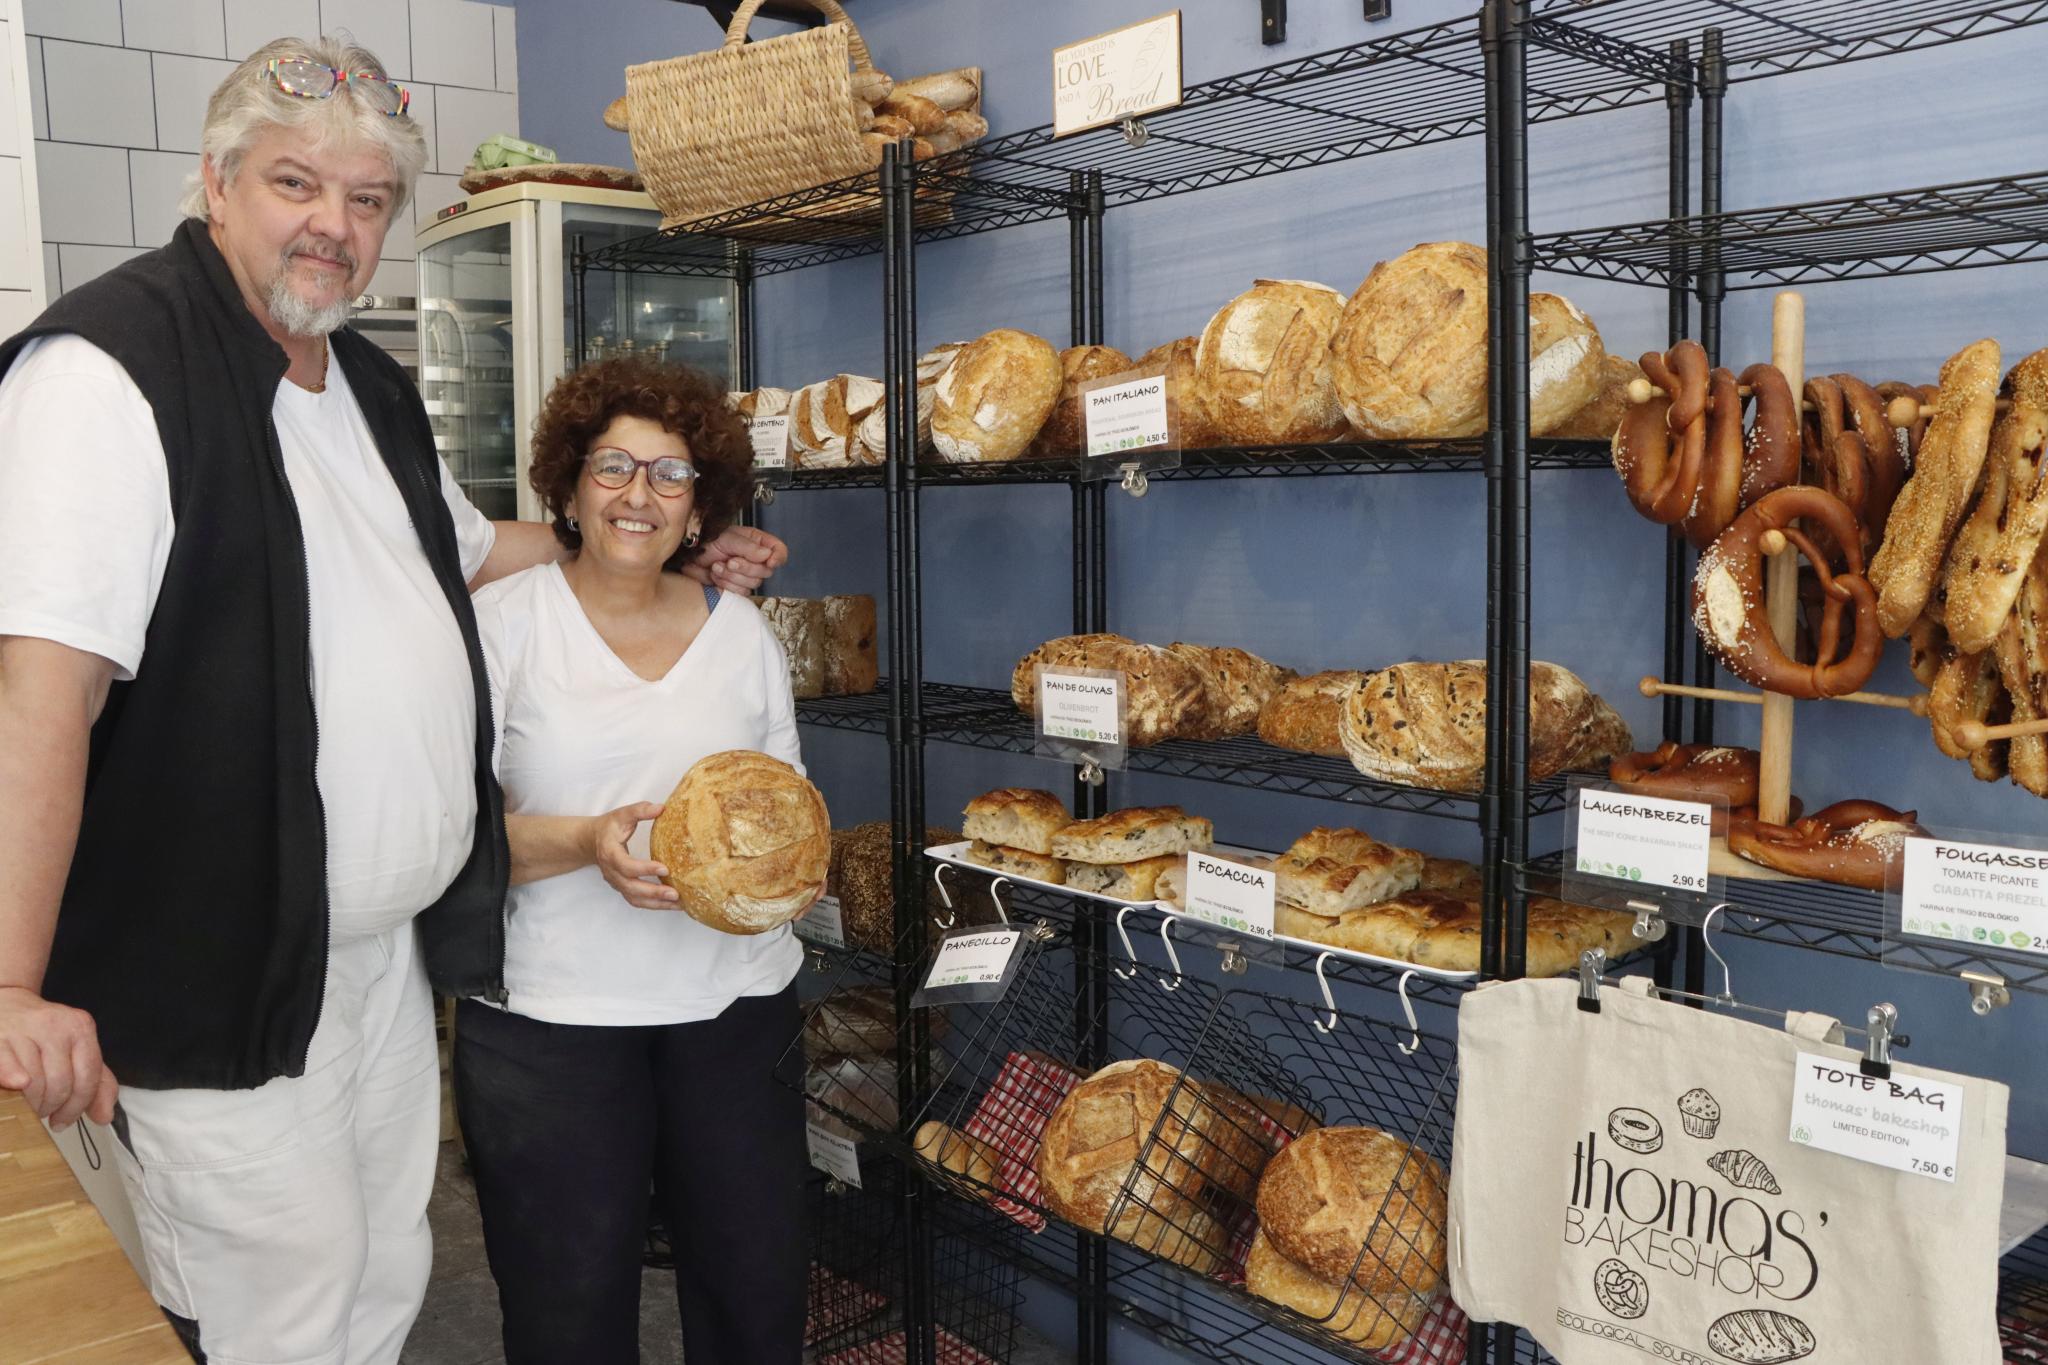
top-left (510, 0), bottom-right (2048, 1352)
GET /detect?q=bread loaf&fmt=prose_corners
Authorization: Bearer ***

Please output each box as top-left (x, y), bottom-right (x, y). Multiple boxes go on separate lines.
top-left (1011, 636), bottom-right (1212, 746)
top-left (1110, 1202), bottom-right (1225, 1276)
top-left (852, 345), bottom-right (967, 461)
top-left (730, 386), bottom-right (792, 419)
top-left (1273, 827), bottom-right (1424, 914)
top-left (803, 984), bottom-right (951, 1059)
top-left (1194, 280), bottom-right (1349, 445)
top-left (651, 751), bottom-right (829, 935)
top-left (806, 1054), bottom-right (894, 1139)
top-left (1170, 643), bottom-right (1295, 737)
top-left (1550, 354), bottom-right (1643, 440)
top-left (1528, 292), bottom-right (1607, 436)
top-left (1257, 670), bottom-right (1366, 756)
top-left (821, 594), bottom-right (877, 695)
top-left (931, 329), bottom-right (1062, 463)
top-left (962, 787), bottom-right (1071, 855)
top-left (756, 597), bottom-right (827, 699)
top-left (894, 67), bottom-right (981, 112)
top-left (1330, 242), bottom-right (1490, 439)
top-left (963, 840), bottom-right (1065, 884)
top-left (1050, 806), bottom-right (1213, 864)
top-left (877, 91), bottom-right (947, 135)
top-left (1062, 854), bottom-right (1183, 900)
top-left (1036, 1059), bottom-right (1216, 1229)
top-left (1254, 1126), bottom-right (1448, 1299)
top-left (1011, 634), bottom-right (1134, 710)
top-left (791, 374), bottom-right (886, 469)
top-left (914, 1120), bottom-right (1000, 1189)
top-left (1245, 1230), bottom-right (1432, 1352)
top-left (1338, 660), bottom-right (1599, 792)
top-left (1032, 344), bottom-right (1134, 457)
top-left (1133, 337), bottom-right (1217, 449)
top-left (827, 821), bottom-right (965, 950)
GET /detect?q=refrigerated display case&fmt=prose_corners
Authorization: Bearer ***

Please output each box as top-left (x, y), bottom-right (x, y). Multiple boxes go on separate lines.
top-left (415, 182), bottom-right (736, 522)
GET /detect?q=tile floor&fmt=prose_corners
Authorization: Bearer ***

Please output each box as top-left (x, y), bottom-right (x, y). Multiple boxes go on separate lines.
top-left (401, 1142), bottom-right (1074, 1365)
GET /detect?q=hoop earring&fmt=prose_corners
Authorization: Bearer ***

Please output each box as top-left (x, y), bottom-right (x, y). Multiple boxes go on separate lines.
top-left (684, 529), bottom-right (700, 547)
top-left (566, 515), bottom-right (579, 533)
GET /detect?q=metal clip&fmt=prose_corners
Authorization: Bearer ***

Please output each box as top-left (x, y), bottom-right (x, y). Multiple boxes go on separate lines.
top-left (1861, 1002), bottom-right (1900, 1080)
top-left (931, 863), bottom-right (958, 931)
top-left (1157, 914), bottom-right (1185, 991)
top-left (1962, 970), bottom-right (2011, 1016)
top-left (985, 876), bottom-right (1013, 927)
top-left (1113, 905), bottom-right (1142, 980)
top-left (1700, 903), bottom-right (1736, 1006)
top-left (1119, 465), bottom-right (1150, 497)
top-left (1631, 908), bottom-right (1668, 943)
top-left (1396, 970), bottom-right (1421, 1056)
top-left (753, 479), bottom-right (776, 506)
top-left (1577, 947), bottom-right (1607, 1014)
top-left (1119, 117), bottom-right (1149, 147)
top-left (1217, 940), bottom-right (1249, 975)
top-left (1312, 953), bottom-right (1340, 1033)
top-left (1028, 917), bottom-right (1057, 943)
top-left (1078, 759), bottom-right (1106, 787)
top-left (809, 944), bottom-right (832, 974)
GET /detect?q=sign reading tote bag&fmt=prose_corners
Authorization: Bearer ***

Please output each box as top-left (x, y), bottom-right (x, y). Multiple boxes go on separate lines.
top-left (1449, 977), bottom-right (2008, 1365)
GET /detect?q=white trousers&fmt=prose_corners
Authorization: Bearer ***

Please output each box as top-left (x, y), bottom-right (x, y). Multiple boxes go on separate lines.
top-left (110, 925), bottom-right (440, 1365)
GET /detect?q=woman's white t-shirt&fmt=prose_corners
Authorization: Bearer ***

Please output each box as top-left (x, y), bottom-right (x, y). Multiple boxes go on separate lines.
top-left (472, 562), bottom-right (806, 1025)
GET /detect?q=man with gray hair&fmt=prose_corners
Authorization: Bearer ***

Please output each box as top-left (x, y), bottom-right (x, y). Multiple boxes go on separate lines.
top-left (0, 36), bottom-right (783, 1364)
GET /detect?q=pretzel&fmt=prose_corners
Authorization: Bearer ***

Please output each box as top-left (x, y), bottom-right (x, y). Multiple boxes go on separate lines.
top-left (1677, 361), bottom-right (1801, 549)
top-left (1802, 375), bottom-right (1906, 562)
top-left (1875, 380), bottom-right (1937, 466)
top-left (1939, 349), bottom-right (2048, 654)
top-left (1928, 647), bottom-right (2010, 781)
top-left (1737, 363), bottom-right (1803, 505)
top-left (1907, 613), bottom-right (1951, 689)
top-left (1726, 800), bottom-right (1925, 890)
top-left (1692, 486), bottom-right (1884, 699)
top-left (1613, 341), bottom-right (1709, 525)
top-left (1608, 741), bottom-right (1759, 807)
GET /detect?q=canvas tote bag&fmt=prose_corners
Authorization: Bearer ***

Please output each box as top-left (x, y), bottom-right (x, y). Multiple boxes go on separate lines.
top-left (1449, 976), bottom-right (2008, 1365)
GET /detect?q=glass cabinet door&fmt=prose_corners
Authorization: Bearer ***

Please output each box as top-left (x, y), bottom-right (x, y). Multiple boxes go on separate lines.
top-left (562, 205), bottom-right (734, 384)
top-left (419, 220), bottom-right (520, 520)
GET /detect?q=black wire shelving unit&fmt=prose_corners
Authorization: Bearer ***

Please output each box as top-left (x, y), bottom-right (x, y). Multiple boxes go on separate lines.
top-left (577, 4), bottom-right (2048, 1363)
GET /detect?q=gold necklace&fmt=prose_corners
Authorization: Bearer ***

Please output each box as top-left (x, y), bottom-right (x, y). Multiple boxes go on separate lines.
top-left (296, 336), bottom-right (328, 394)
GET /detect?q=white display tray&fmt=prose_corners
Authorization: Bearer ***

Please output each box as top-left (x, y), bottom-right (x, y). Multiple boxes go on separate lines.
top-left (924, 842), bottom-right (1478, 982)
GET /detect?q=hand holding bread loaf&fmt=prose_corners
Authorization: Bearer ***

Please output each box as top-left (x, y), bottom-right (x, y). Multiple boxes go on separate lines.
top-left (649, 750), bottom-right (830, 935)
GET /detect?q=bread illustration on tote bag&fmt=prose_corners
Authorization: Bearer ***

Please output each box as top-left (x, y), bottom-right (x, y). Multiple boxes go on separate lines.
top-left (1705, 1148), bottom-right (1782, 1196)
top-left (1705, 1308), bottom-right (1817, 1363)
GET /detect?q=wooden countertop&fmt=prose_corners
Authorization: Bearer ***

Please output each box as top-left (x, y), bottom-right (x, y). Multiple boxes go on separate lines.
top-left (0, 1091), bottom-right (188, 1364)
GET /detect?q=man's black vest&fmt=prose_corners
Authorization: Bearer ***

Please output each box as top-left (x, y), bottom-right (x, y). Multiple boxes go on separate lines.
top-left (0, 219), bottom-right (507, 1090)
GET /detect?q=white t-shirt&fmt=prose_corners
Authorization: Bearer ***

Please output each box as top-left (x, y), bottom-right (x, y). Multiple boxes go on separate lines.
top-left (0, 334), bottom-right (498, 938)
top-left (472, 563), bottom-right (805, 1025)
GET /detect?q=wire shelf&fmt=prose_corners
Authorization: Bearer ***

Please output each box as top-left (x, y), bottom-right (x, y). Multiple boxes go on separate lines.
top-left (1530, 170), bottom-right (2048, 289)
top-left (1520, 851), bottom-right (2048, 996)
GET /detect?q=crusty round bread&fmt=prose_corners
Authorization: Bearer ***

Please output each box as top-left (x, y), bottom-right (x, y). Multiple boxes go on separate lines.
top-left (1032, 344), bottom-right (1134, 457)
top-left (1528, 292), bottom-right (1607, 436)
top-left (1330, 242), bottom-right (1490, 439)
top-left (1245, 1229), bottom-right (1432, 1352)
top-left (1254, 1126), bottom-right (1448, 1300)
top-left (1193, 279), bottom-right (1350, 445)
top-left (1011, 633), bottom-right (1136, 710)
top-left (730, 386), bottom-right (792, 419)
top-left (1109, 1201), bottom-right (1225, 1276)
top-left (1036, 1058), bottom-right (1214, 1230)
top-left (1168, 643), bottom-right (1296, 739)
top-left (791, 374), bottom-right (886, 469)
top-left (1257, 670), bottom-right (1367, 757)
top-left (1134, 337), bottom-right (1218, 449)
top-left (650, 750), bottom-right (830, 935)
top-left (1010, 635), bottom-right (1212, 746)
top-left (931, 328), bottom-right (1061, 463)
top-left (1338, 660), bottom-right (1598, 792)
top-left (1549, 354), bottom-right (1644, 440)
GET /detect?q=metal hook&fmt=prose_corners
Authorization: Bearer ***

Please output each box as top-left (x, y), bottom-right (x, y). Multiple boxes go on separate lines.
top-left (1862, 1002), bottom-right (1900, 1080)
top-left (1113, 905), bottom-right (1142, 981)
top-left (1120, 116), bottom-right (1149, 147)
top-left (931, 863), bottom-right (958, 931)
top-left (753, 479), bottom-right (776, 506)
top-left (986, 876), bottom-right (1012, 927)
top-left (1700, 903), bottom-right (1736, 1005)
top-left (1078, 759), bottom-right (1106, 787)
top-left (1312, 953), bottom-right (1339, 1033)
top-left (1396, 971), bottom-right (1421, 1056)
top-left (1119, 465), bottom-right (1150, 497)
top-left (1157, 914), bottom-right (1184, 991)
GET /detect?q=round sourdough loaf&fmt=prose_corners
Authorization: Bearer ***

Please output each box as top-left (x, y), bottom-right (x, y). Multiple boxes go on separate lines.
top-left (1254, 1126), bottom-right (1448, 1300)
top-left (650, 750), bottom-right (830, 935)
top-left (1245, 1229), bottom-right (1433, 1351)
top-left (791, 374), bottom-right (885, 468)
top-left (1032, 344), bottom-right (1133, 457)
top-left (1338, 659), bottom-right (1599, 791)
top-left (1035, 1058), bottom-right (1214, 1229)
top-left (1528, 292), bottom-right (1607, 435)
top-left (1549, 353), bottom-right (1644, 440)
top-left (1330, 241), bottom-right (1490, 439)
top-left (931, 328), bottom-right (1061, 462)
top-left (1134, 336), bottom-right (1217, 449)
top-left (1194, 280), bottom-right (1349, 444)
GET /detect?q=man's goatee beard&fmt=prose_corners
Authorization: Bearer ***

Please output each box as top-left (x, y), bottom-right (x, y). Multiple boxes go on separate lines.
top-left (268, 276), bottom-right (355, 339)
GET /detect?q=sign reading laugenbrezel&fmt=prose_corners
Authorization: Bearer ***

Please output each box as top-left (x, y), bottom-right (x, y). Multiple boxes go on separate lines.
top-left (1053, 12), bottom-right (1183, 138)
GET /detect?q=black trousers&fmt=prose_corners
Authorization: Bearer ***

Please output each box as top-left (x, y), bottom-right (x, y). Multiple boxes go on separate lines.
top-left (453, 988), bottom-right (808, 1365)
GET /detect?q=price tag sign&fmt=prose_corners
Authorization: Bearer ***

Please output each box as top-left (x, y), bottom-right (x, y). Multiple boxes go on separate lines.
top-left (1038, 668), bottom-right (1122, 746)
top-left (1181, 852), bottom-right (1275, 939)
top-left (806, 1121), bottom-right (863, 1187)
top-left (748, 415), bottom-right (790, 470)
top-left (913, 926), bottom-right (1028, 1007)
top-left (1053, 11), bottom-right (1183, 138)
top-left (1788, 1050), bottom-right (1963, 1183)
top-left (1572, 787), bottom-right (1714, 893)
top-left (1083, 374), bottom-right (1172, 457)
top-left (1896, 835), bottom-right (2048, 956)
top-left (795, 893), bottom-right (845, 950)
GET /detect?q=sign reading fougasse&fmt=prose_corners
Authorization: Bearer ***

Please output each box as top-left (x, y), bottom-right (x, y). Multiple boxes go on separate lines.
top-left (805, 1121), bottom-right (862, 1187)
top-left (1181, 851), bottom-right (1275, 939)
top-left (1052, 11), bottom-right (1183, 138)
top-left (747, 414), bottom-right (790, 470)
top-left (794, 893), bottom-right (845, 950)
top-left (1897, 835), bottom-right (2048, 957)
top-left (1573, 788), bottom-right (1714, 894)
top-left (1787, 1050), bottom-right (1963, 1182)
top-left (1083, 374), bottom-right (1173, 457)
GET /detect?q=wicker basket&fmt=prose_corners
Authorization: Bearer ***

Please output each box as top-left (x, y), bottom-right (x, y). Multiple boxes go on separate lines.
top-left (625, 0), bottom-right (900, 232)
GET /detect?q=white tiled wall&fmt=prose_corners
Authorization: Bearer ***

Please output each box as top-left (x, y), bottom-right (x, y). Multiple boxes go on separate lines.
top-left (27, 0), bottom-right (519, 299)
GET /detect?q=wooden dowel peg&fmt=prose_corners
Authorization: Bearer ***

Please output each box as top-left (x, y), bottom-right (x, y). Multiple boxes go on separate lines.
top-left (1759, 292), bottom-right (1804, 826)
top-left (1626, 377), bottom-right (2009, 430)
top-left (1639, 675), bottom-right (1930, 714)
top-left (1953, 715), bottom-right (2048, 749)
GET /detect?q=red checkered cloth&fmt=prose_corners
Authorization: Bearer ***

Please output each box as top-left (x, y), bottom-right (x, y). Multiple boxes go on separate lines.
top-left (2004, 1313), bottom-right (2048, 1362)
top-left (957, 1050), bottom-right (1082, 1233)
top-left (805, 1262), bottom-right (890, 1347)
top-left (814, 1327), bottom-right (1000, 1365)
top-left (1381, 1292), bottom-right (1468, 1365)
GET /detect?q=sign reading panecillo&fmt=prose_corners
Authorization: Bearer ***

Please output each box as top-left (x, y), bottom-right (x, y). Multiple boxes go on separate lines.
top-left (1182, 851), bottom-right (1275, 939)
top-left (1083, 374), bottom-right (1173, 457)
top-left (1574, 787), bottom-right (1713, 893)
top-left (1038, 668), bottom-right (1123, 746)
top-left (1898, 835), bottom-right (2048, 957)
top-left (1052, 11), bottom-right (1183, 138)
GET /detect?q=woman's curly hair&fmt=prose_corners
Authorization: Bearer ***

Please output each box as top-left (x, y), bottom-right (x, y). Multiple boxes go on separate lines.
top-left (528, 354), bottom-right (750, 572)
